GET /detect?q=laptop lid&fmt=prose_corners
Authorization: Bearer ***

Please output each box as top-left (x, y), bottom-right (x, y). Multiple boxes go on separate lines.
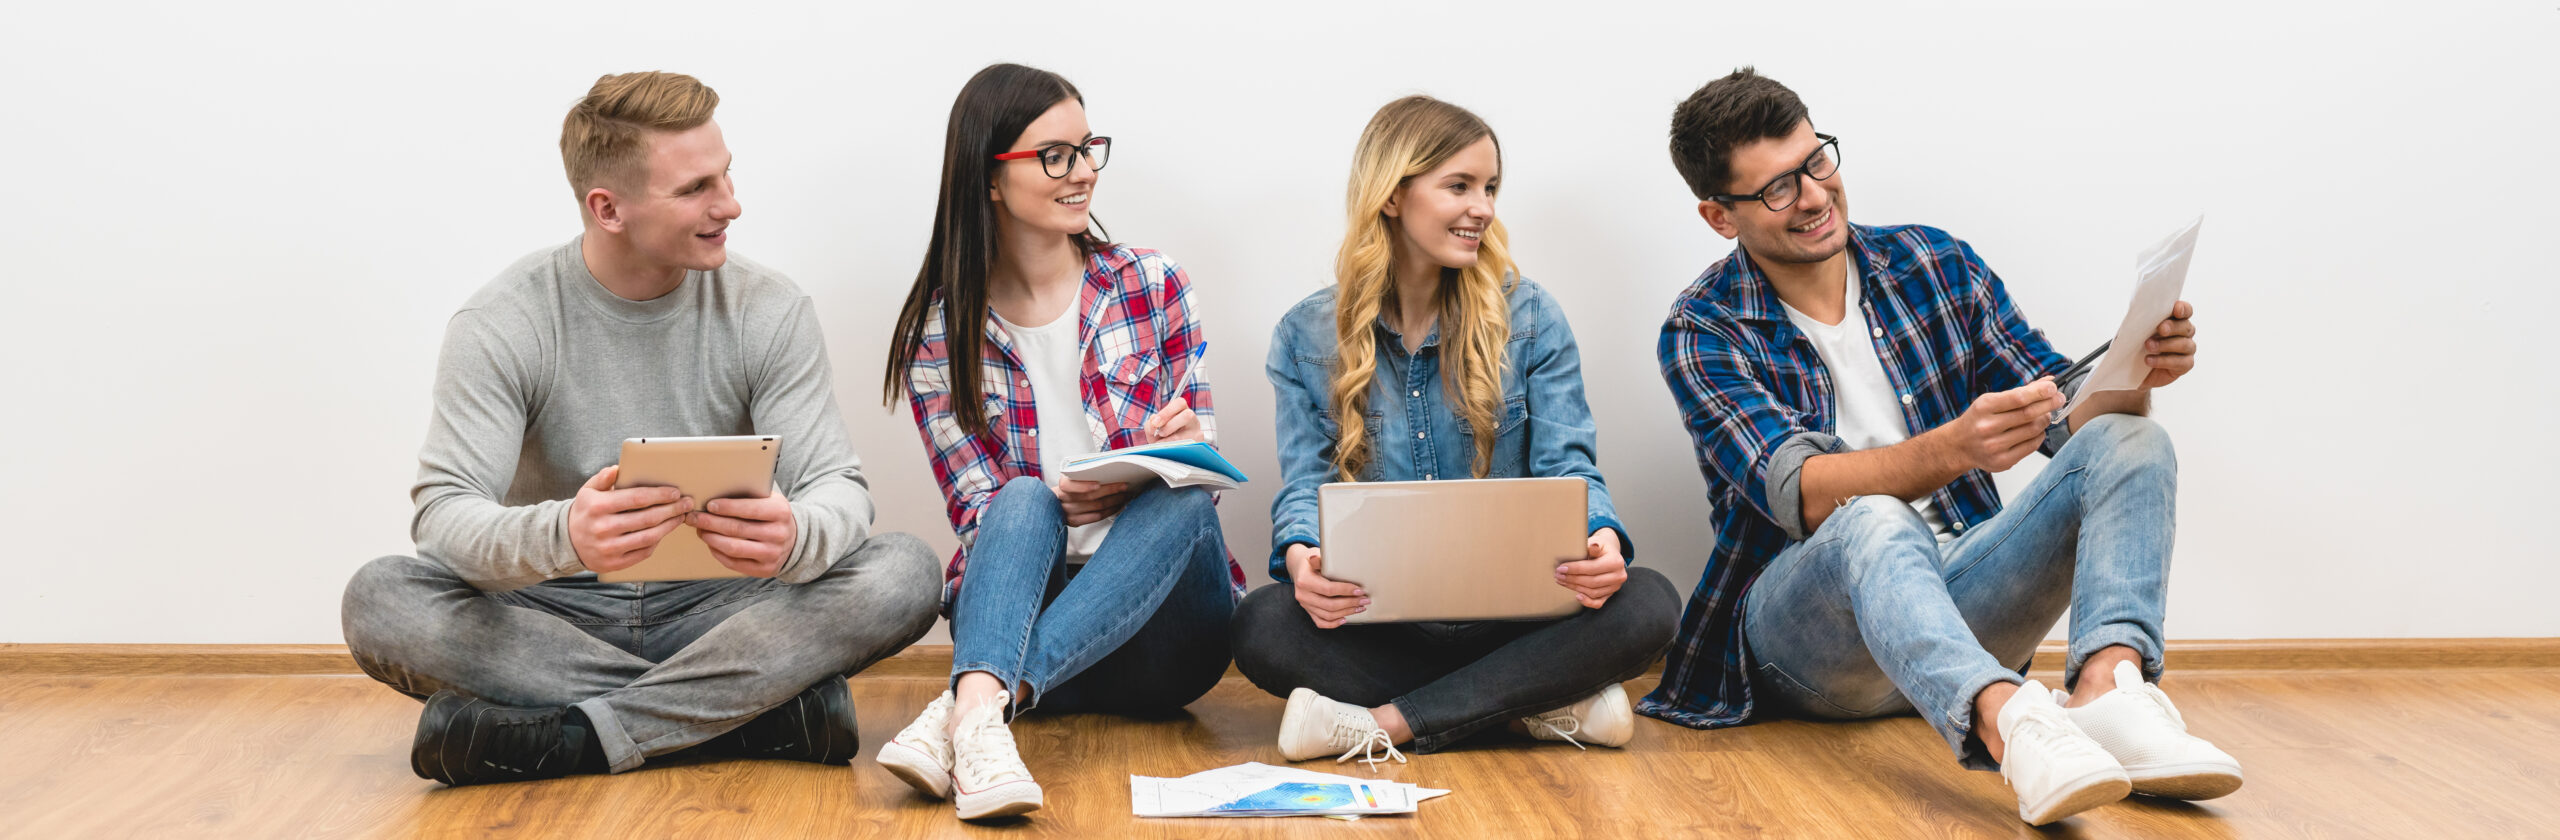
top-left (1317, 477), bottom-right (1587, 623)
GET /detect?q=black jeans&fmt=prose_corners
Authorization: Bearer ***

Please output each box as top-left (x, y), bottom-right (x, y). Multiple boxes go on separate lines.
top-left (1229, 566), bottom-right (1681, 752)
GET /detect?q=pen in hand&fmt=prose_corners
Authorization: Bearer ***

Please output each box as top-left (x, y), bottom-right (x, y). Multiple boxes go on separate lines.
top-left (2055, 340), bottom-right (2110, 385)
top-left (1144, 362), bottom-right (1199, 441)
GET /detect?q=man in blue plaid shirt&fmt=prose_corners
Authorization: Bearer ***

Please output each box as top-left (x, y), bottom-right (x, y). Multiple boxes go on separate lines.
top-left (1640, 68), bottom-right (2243, 826)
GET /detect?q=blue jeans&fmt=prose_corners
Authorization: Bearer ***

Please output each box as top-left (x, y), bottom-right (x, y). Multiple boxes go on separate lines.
top-left (950, 477), bottom-right (1235, 716)
top-left (1742, 413), bottom-right (2175, 770)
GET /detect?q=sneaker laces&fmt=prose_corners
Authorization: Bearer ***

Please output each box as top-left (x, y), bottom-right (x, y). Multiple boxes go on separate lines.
top-left (482, 709), bottom-right (568, 774)
top-left (2121, 680), bottom-right (2189, 731)
top-left (1324, 705), bottom-right (1405, 770)
top-left (2006, 709), bottom-right (2113, 774)
top-left (897, 692), bottom-right (955, 746)
top-left (1524, 712), bottom-right (1589, 750)
top-left (955, 704), bottom-right (1029, 785)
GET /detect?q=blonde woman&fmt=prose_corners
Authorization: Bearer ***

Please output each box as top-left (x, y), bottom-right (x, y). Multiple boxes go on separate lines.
top-left (1231, 96), bottom-right (1679, 765)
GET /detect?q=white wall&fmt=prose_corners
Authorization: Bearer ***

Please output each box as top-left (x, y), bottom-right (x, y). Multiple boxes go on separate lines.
top-left (3, 1), bottom-right (2553, 644)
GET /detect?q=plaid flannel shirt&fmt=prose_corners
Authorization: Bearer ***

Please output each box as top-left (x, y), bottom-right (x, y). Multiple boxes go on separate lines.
top-left (903, 244), bottom-right (1245, 612)
top-left (1638, 223), bottom-right (2075, 729)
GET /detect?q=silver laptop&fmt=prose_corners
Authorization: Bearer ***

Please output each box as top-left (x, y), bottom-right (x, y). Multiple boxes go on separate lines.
top-left (1317, 477), bottom-right (1588, 623)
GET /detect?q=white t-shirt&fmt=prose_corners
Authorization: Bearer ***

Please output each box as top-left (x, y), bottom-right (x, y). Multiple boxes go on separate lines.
top-left (993, 308), bottom-right (1114, 562)
top-left (1780, 263), bottom-right (1955, 542)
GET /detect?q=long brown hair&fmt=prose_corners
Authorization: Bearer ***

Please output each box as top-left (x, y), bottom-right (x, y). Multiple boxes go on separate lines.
top-left (1331, 96), bottom-right (1516, 481)
top-left (881, 63), bottom-right (1111, 437)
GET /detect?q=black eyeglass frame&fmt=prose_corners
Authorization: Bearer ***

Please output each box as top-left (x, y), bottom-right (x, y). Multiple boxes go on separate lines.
top-left (992, 136), bottom-right (1113, 179)
top-left (1708, 133), bottom-right (1841, 212)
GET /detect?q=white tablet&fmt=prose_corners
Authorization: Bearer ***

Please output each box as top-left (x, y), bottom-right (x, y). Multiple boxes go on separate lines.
top-left (597, 435), bottom-right (781, 583)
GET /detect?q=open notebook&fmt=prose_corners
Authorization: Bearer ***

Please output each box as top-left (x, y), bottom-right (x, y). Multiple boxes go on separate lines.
top-left (1059, 440), bottom-right (1249, 491)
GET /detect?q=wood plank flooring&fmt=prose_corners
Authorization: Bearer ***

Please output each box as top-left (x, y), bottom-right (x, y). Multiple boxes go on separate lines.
top-left (3, 667), bottom-right (2556, 839)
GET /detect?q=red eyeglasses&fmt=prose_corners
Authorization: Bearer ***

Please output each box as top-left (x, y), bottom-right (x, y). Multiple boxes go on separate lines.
top-left (994, 137), bottom-right (1112, 178)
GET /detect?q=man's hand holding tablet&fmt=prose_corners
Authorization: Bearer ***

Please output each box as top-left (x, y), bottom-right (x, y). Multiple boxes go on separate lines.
top-left (687, 490), bottom-right (797, 578)
top-left (570, 465), bottom-right (693, 574)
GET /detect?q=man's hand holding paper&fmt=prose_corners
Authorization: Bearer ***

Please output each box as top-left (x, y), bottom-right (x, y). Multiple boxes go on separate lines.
top-left (2061, 217), bottom-right (2205, 421)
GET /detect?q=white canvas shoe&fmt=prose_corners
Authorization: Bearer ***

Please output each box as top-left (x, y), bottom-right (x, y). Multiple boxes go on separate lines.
top-left (949, 691), bottom-right (1042, 820)
top-left (1276, 687), bottom-right (1406, 769)
top-left (1997, 680), bottom-right (2132, 825)
top-left (1521, 683), bottom-right (1635, 749)
top-left (2061, 661), bottom-right (2244, 800)
top-left (875, 690), bottom-right (956, 799)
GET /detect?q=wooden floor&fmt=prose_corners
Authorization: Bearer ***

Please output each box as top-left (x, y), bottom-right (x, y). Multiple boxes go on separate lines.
top-left (4, 666), bottom-right (2557, 839)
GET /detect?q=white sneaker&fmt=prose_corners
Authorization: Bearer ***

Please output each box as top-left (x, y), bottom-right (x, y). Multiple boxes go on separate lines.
top-left (1276, 687), bottom-right (1406, 770)
top-left (1521, 683), bottom-right (1635, 749)
top-left (1997, 679), bottom-right (2132, 825)
top-left (949, 691), bottom-right (1042, 820)
top-left (2060, 661), bottom-right (2244, 800)
top-left (875, 690), bottom-right (955, 799)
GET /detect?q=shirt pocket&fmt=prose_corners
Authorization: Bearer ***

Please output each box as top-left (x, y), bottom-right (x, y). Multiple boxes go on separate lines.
top-left (1458, 396), bottom-right (1532, 476)
top-left (1104, 351), bottom-right (1166, 414)
top-left (1316, 407), bottom-right (1387, 481)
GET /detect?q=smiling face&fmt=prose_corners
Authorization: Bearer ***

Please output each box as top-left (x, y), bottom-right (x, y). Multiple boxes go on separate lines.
top-left (988, 98), bottom-right (1097, 238)
top-left (1702, 120), bottom-right (1846, 267)
top-left (1384, 135), bottom-right (1500, 273)
top-left (598, 120), bottom-right (741, 272)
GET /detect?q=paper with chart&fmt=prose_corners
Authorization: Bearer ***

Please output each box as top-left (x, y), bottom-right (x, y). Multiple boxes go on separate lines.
top-left (2061, 216), bottom-right (2202, 417)
top-left (1131, 762), bottom-right (1450, 818)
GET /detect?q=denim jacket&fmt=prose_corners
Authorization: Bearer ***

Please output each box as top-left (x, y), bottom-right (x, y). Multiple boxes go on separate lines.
top-left (1264, 276), bottom-right (1630, 579)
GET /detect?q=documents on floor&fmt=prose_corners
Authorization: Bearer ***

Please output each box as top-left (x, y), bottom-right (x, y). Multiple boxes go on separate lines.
top-left (1131, 762), bottom-right (1450, 818)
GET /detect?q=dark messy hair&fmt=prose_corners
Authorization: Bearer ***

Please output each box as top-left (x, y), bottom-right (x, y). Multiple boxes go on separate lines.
top-left (881, 63), bottom-right (1111, 435)
top-left (1668, 66), bottom-right (1812, 200)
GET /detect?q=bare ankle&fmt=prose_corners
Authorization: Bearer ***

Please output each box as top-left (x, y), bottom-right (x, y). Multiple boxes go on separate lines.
top-left (2069, 646), bottom-right (2144, 705)
top-left (1975, 681), bottom-right (2020, 764)
top-left (1368, 704), bottom-right (1414, 745)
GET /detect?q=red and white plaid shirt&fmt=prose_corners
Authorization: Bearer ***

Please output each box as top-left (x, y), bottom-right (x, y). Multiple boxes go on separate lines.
top-left (902, 245), bottom-right (1244, 610)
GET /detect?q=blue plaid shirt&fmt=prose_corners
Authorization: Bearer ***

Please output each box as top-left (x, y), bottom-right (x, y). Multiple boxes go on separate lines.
top-left (1638, 223), bottom-right (2075, 729)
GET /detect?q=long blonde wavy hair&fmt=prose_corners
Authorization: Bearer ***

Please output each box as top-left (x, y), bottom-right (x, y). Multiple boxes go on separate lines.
top-left (1330, 95), bottom-right (1516, 481)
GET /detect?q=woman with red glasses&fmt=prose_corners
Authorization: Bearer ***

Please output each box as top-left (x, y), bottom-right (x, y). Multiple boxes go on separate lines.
top-left (872, 63), bottom-right (1242, 822)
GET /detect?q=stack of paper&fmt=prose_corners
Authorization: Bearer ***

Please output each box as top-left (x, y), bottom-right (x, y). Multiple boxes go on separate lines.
top-left (1061, 440), bottom-right (1249, 491)
top-left (1131, 762), bottom-right (1450, 818)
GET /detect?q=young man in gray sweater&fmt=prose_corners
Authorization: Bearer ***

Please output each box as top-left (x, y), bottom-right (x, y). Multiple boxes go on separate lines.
top-left (340, 71), bottom-right (941, 786)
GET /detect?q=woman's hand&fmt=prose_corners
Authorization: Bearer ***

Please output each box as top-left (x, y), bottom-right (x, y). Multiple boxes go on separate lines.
top-left (1286, 544), bottom-right (1366, 629)
top-left (1145, 396), bottom-right (1205, 443)
top-left (1053, 478), bottom-right (1136, 526)
top-left (1555, 528), bottom-right (1629, 608)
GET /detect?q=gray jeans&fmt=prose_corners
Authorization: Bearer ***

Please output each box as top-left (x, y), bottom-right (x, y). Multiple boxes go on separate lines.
top-left (341, 532), bottom-right (942, 773)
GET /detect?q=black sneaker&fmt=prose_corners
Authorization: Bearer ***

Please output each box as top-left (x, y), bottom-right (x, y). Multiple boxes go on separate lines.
top-left (411, 690), bottom-right (585, 785)
top-left (703, 678), bottom-right (859, 765)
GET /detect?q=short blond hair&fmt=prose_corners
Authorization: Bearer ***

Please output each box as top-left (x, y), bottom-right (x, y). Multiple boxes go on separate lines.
top-left (560, 71), bottom-right (719, 196)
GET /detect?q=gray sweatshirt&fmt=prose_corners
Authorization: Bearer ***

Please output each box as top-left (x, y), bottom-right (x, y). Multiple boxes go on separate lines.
top-left (410, 237), bottom-right (875, 591)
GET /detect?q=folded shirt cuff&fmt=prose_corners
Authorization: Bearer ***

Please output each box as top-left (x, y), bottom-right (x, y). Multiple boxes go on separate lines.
top-left (1269, 532), bottom-right (1319, 581)
top-left (1587, 515), bottom-right (1635, 564)
top-left (1767, 431), bottom-right (1847, 542)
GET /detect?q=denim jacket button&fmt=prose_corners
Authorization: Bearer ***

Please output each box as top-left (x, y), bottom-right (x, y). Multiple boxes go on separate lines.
top-left (1416, 431), bottom-right (1427, 440)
